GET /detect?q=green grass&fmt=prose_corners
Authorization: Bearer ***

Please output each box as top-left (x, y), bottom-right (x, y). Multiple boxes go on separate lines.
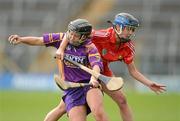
top-left (0, 90), bottom-right (180, 121)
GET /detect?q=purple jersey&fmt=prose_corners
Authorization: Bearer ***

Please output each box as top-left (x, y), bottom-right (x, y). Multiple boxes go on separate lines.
top-left (43, 33), bottom-right (103, 83)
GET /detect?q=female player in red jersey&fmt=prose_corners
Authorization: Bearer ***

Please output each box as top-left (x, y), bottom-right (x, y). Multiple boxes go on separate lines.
top-left (52, 13), bottom-right (166, 121)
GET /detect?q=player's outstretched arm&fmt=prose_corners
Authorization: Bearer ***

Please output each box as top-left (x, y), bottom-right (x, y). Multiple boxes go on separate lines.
top-left (8, 34), bottom-right (44, 46)
top-left (127, 61), bottom-right (166, 94)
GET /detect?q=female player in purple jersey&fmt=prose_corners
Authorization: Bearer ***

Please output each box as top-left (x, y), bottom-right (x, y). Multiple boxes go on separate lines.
top-left (8, 19), bottom-right (109, 121)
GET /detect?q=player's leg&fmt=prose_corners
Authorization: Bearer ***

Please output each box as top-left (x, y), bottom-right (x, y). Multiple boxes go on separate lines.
top-left (68, 105), bottom-right (87, 121)
top-left (44, 99), bottom-right (66, 121)
top-left (102, 84), bottom-right (133, 121)
top-left (102, 63), bottom-right (133, 121)
top-left (86, 88), bottom-right (109, 121)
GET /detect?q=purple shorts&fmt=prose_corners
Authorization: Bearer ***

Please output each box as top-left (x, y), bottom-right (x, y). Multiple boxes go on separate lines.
top-left (62, 85), bottom-right (91, 114)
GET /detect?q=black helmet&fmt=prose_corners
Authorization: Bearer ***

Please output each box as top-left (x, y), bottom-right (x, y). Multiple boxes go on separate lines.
top-left (68, 19), bottom-right (92, 36)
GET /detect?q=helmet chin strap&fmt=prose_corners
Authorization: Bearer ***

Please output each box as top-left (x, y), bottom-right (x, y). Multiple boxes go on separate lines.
top-left (67, 31), bottom-right (87, 46)
top-left (114, 25), bottom-right (132, 43)
top-left (69, 38), bottom-right (85, 47)
top-left (107, 20), bottom-right (131, 43)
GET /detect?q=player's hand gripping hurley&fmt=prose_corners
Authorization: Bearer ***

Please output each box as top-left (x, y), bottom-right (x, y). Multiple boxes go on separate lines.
top-left (55, 56), bottom-right (124, 91)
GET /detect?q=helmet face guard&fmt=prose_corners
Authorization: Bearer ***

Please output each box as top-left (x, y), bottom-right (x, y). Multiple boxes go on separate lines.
top-left (112, 13), bottom-right (139, 42)
top-left (67, 19), bottom-right (92, 46)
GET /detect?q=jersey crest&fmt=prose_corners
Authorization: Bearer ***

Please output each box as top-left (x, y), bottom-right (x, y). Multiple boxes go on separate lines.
top-left (102, 48), bottom-right (107, 56)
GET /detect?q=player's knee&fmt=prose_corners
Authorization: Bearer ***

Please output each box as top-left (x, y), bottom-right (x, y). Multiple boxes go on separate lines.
top-left (57, 103), bottom-right (66, 113)
top-left (91, 107), bottom-right (106, 121)
top-left (118, 95), bottom-right (127, 106)
top-left (112, 92), bottom-right (128, 107)
top-left (57, 106), bottom-right (66, 114)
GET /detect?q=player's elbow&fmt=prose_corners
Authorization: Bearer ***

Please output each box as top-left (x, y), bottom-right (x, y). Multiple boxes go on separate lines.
top-left (35, 37), bottom-right (44, 45)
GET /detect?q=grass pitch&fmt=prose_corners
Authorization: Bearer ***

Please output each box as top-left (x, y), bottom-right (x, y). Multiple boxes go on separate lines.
top-left (0, 90), bottom-right (179, 121)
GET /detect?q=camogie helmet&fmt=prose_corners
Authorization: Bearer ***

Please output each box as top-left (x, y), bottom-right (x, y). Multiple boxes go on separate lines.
top-left (113, 13), bottom-right (139, 28)
top-left (112, 13), bottom-right (139, 42)
top-left (68, 19), bottom-right (92, 37)
top-left (67, 19), bottom-right (92, 46)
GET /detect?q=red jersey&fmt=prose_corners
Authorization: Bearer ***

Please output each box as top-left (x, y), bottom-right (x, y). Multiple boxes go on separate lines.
top-left (91, 27), bottom-right (135, 76)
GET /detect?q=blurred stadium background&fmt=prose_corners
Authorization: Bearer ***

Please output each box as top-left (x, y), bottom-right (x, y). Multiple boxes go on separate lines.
top-left (0, 0), bottom-right (180, 121)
